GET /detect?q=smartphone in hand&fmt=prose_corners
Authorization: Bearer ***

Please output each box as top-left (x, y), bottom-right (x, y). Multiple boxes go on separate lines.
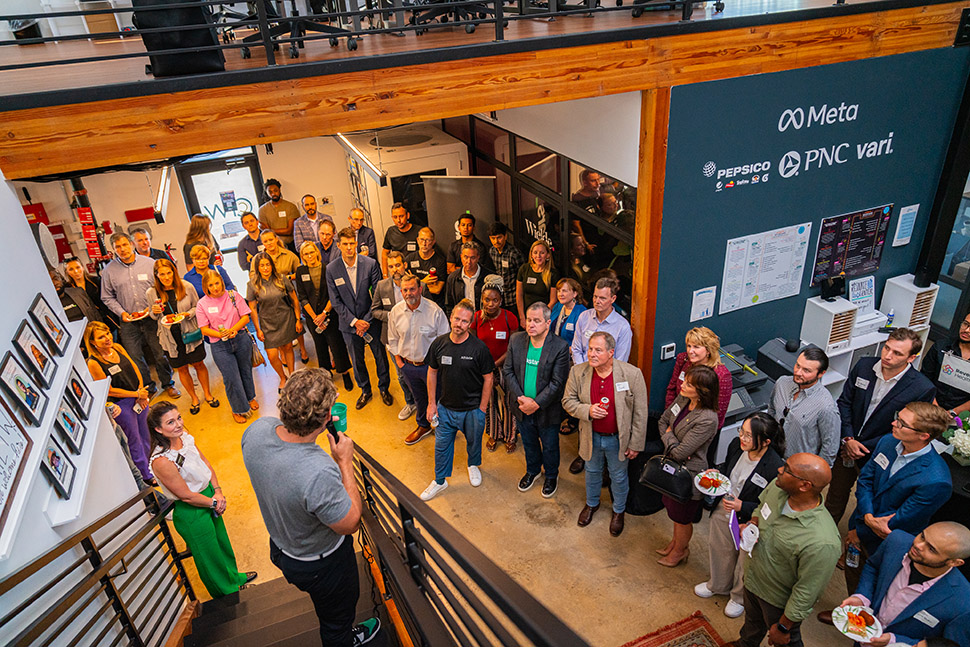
top-left (327, 421), bottom-right (341, 441)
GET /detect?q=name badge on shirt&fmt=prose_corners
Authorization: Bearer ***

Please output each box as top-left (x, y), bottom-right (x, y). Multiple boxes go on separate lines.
top-left (300, 275), bottom-right (311, 281)
top-left (441, 356), bottom-right (453, 365)
top-left (137, 273), bottom-right (149, 281)
top-left (107, 364), bottom-right (121, 375)
top-left (914, 610), bottom-right (939, 628)
top-left (874, 453), bottom-right (890, 470)
top-left (751, 473), bottom-right (768, 489)
top-left (855, 377), bottom-right (870, 389)
top-left (335, 278), bottom-right (346, 286)
top-left (407, 242), bottom-right (417, 251)
top-left (502, 260), bottom-right (509, 268)
top-left (278, 210), bottom-right (287, 218)
top-left (526, 277), bottom-right (537, 284)
top-left (419, 326), bottom-right (432, 334)
top-left (760, 502), bottom-right (772, 520)
top-left (258, 244), bottom-right (265, 252)
top-left (411, 260), bottom-right (420, 268)
top-left (382, 297), bottom-right (391, 306)
top-left (616, 381), bottom-right (630, 392)
top-left (584, 330), bottom-right (593, 339)
top-left (496, 331), bottom-right (507, 340)
top-left (565, 323), bottom-right (574, 331)
top-left (207, 306), bottom-right (219, 313)
top-left (670, 403), bottom-right (681, 417)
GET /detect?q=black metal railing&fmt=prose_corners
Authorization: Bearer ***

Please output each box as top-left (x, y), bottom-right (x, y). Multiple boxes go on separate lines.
top-left (0, 488), bottom-right (195, 647)
top-left (353, 445), bottom-right (589, 647)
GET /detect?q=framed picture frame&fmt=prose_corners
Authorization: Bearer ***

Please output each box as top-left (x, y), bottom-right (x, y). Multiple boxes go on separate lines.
top-left (39, 433), bottom-right (76, 499)
top-left (65, 367), bottom-right (94, 420)
top-left (28, 293), bottom-right (70, 356)
top-left (54, 400), bottom-right (86, 454)
top-left (13, 320), bottom-right (56, 388)
top-left (0, 352), bottom-right (50, 426)
top-left (0, 398), bottom-right (33, 534)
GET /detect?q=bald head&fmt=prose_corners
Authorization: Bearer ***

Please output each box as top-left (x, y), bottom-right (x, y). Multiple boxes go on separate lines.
top-left (924, 522), bottom-right (970, 561)
top-left (785, 453), bottom-right (832, 494)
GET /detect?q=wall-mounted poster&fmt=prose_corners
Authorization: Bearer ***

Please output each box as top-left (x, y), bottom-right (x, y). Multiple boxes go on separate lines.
top-left (0, 352), bottom-right (49, 426)
top-left (54, 401), bottom-right (86, 454)
top-left (28, 293), bottom-right (70, 356)
top-left (13, 320), bottom-right (56, 388)
top-left (0, 399), bottom-right (33, 534)
top-left (65, 367), bottom-right (94, 420)
top-left (719, 223), bottom-right (813, 315)
top-left (810, 204), bottom-right (894, 286)
top-left (39, 434), bottom-right (75, 499)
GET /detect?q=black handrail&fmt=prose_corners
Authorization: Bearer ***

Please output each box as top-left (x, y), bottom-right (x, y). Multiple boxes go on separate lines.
top-left (353, 445), bottom-right (590, 647)
top-left (0, 488), bottom-right (195, 647)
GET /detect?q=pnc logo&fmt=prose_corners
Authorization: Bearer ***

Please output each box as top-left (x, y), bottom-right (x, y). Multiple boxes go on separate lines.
top-left (702, 161), bottom-right (717, 177)
top-left (779, 151), bottom-right (801, 178)
top-left (778, 108), bottom-right (805, 132)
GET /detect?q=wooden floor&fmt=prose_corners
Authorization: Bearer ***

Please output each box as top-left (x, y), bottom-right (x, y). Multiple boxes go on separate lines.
top-left (0, 0), bottom-right (869, 97)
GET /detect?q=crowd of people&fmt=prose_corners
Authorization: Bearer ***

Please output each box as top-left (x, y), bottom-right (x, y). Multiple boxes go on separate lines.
top-left (44, 177), bottom-right (970, 647)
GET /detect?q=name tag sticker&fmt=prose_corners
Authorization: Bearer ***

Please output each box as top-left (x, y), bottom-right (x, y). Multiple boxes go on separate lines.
top-left (855, 377), bottom-right (870, 389)
top-left (407, 242), bottom-right (417, 251)
top-left (584, 330), bottom-right (593, 339)
top-left (616, 381), bottom-right (630, 392)
top-left (335, 278), bottom-right (346, 286)
top-left (565, 323), bottom-right (574, 330)
top-left (502, 260), bottom-right (509, 268)
top-left (411, 261), bottom-right (420, 268)
top-left (207, 306), bottom-right (219, 313)
top-left (496, 331), bottom-right (507, 340)
top-left (382, 298), bottom-right (391, 306)
top-left (914, 610), bottom-right (939, 628)
top-left (137, 274), bottom-right (149, 281)
top-left (107, 364), bottom-right (121, 375)
top-left (751, 473), bottom-right (768, 489)
top-left (679, 371), bottom-right (686, 382)
top-left (419, 326), bottom-right (432, 334)
top-left (670, 403), bottom-right (682, 417)
top-left (662, 463), bottom-right (676, 475)
top-left (526, 277), bottom-right (537, 284)
top-left (278, 210), bottom-right (286, 218)
top-left (760, 503), bottom-right (772, 520)
top-left (874, 453), bottom-right (890, 470)
top-left (258, 245), bottom-right (265, 252)
top-left (441, 356), bottom-right (453, 365)
top-left (300, 275), bottom-right (311, 281)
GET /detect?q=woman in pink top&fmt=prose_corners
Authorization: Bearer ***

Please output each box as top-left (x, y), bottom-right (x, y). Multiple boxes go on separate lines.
top-left (665, 327), bottom-right (733, 429)
top-left (195, 270), bottom-right (259, 423)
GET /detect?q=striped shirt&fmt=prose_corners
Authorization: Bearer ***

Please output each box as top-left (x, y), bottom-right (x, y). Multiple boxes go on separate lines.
top-left (767, 376), bottom-right (841, 466)
top-left (489, 243), bottom-right (525, 308)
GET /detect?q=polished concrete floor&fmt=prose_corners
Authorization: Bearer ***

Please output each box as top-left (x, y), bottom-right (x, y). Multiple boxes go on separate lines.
top-left (158, 344), bottom-right (853, 646)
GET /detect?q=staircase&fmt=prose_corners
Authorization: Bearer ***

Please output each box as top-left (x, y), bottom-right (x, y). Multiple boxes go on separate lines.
top-left (185, 555), bottom-right (395, 647)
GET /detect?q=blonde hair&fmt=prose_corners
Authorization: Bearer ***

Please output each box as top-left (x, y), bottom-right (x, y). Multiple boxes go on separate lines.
top-left (684, 327), bottom-right (722, 367)
top-left (190, 244), bottom-right (211, 261)
top-left (528, 240), bottom-right (552, 289)
top-left (904, 402), bottom-right (954, 441)
top-left (201, 269), bottom-right (226, 297)
top-left (299, 241), bottom-right (319, 261)
top-left (83, 321), bottom-right (112, 358)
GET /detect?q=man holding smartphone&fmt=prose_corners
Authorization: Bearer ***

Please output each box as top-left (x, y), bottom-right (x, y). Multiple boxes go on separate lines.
top-left (242, 368), bottom-right (380, 646)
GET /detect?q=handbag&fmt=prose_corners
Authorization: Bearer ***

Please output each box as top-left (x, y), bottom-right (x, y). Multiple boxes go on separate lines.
top-left (227, 291), bottom-right (266, 368)
top-left (639, 446), bottom-right (694, 504)
top-left (168, 298), bottom-right (203, 344)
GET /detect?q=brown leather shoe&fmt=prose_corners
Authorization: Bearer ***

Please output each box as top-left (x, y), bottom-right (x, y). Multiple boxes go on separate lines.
top-left (577, 504), bottom-right (599, 527)
top-left (816, 610), bottom-right (834, 626)
top-left (568, 456), bottom-right (585, 474)
top-left (609, 512), bottom-right (625, 536)
top-left (405, 426), bottom-right (432, 445)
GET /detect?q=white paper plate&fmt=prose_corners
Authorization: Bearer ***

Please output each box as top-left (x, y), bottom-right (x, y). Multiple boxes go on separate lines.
top-left (832, 605), bottom-right (883, 641)
top-left (694, 469), bottom-right (732, 497)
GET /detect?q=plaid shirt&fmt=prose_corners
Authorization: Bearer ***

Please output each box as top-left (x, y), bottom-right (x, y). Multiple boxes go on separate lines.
top-left (292, 214), bottom-right (333, 253)
top-left (489, 243), bottom-right (525, 308)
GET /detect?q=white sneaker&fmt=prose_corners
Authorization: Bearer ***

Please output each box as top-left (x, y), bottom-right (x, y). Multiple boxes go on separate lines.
top-left (397, 403), bottom-right (416, 421)
top-left (694, 582), bottom-right (714, 598)
top-left (468, 465), bottom-right (482, 487)
top-left (420, 480), bottom-right (448, 501)
top-left (724, 600), bottom-right (744, 618)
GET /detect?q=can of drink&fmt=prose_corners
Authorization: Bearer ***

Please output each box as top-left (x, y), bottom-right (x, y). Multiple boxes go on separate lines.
top-left (600, 396), bottom-right (610, 410)
top-left (431, 414), bottom-right (439, 428)
top-left (429, 267), bottom-right (437, 278)
top-left (360, 245), bottom-right (369, 256)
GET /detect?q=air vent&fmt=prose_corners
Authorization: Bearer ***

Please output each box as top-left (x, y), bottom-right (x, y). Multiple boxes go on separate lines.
top-left (910, 291), bottom-right (935, 327)
top-left (830, 311), bottom-right (855, 346)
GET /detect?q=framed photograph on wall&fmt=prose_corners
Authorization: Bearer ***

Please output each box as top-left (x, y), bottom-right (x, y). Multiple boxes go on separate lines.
top-left (54, 400), bottom-right (86, 454)
top-left (0, 352), bottom-right (50, 426)
top-left (0, 398), bottom-right (33, 534)
top-left (65, 367), bottom-right (93, 420)
top-left (13, 320), bottom-right (56, 388)
top-left (28, 293), bottom-right (70, 356)
top-left (39, 434), bottom-right (76, 499)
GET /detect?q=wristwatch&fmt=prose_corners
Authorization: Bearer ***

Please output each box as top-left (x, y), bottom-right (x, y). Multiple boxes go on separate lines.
top-left (776, 622), bottom-right (792, 634)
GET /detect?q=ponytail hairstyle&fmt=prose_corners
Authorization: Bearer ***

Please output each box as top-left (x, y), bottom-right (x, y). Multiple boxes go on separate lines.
top-left (746, 411), bottom-right (785, 456)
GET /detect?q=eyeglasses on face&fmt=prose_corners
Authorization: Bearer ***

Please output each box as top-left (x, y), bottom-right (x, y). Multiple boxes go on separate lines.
top-left (893, 411), bottom-right (921, 432)
top-left (781, 462), bottom-right (811, 483)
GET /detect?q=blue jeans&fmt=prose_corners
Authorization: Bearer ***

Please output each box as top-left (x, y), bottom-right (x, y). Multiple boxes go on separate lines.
top-left (518, 416), bottom-right (560, 478)
top-left (396, 364), bottom-right (415, 407)
top-left (585, 433), bottom-right (629, 513)
top-left (401, 362), bottom-right (440, 428)
top-left (434, 405), bottom-right (486, 483)
top-left (119, 318), bottom-right (173, 390)
top-left (342, 331), bottom-right (391, 396)
top-left (209, 335), bottom-right (256, 415)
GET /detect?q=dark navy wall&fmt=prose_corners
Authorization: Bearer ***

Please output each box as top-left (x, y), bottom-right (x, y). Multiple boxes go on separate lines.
top-left (651, 47), bottom-right (970, 408)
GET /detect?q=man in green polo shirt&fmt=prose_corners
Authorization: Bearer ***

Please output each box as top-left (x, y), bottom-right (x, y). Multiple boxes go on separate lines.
top-left (727, 453), bottom-right (841, 647)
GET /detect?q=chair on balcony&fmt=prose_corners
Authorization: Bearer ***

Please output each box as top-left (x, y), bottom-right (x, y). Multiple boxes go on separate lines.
top-left (236, 0), bottom-right (358, 56)
top-left (409, 0), bottom-right (509, 34)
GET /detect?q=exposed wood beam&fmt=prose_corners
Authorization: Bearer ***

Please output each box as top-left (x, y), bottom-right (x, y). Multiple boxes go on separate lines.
top-left (0, 1), bottom-right (964, 179)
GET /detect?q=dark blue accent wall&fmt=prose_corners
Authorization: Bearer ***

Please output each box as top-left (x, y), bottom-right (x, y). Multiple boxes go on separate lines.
top-left (651, 47), bottom-right (970, 408)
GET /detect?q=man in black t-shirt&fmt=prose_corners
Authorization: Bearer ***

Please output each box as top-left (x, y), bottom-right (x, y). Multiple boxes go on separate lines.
top-left (421, 299), bottom-right (494, 501)
top-left (405, 226), bottom-right (448, 307)
top-left (445, 213), bottom-right (494, 275)
top-left (381, 203), bottom-right (420, 278)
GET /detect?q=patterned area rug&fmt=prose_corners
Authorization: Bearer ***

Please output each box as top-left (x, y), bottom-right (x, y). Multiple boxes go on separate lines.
top-left (619, 611), bottom-right (725, 647)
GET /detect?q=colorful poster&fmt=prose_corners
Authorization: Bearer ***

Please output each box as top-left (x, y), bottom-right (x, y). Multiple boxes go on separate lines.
top-left (719, 223), bottom-right (812, 314)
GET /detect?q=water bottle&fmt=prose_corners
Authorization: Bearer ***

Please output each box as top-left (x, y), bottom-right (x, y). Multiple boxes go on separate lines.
top-left (886, 308), bottom-right (895, 327)
top-left (430, 414), bottom-right (439, 428)
top-left (846, 544), bottom-right (861, 569)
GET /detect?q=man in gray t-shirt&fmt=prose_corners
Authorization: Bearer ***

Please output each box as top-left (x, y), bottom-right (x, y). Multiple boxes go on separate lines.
top-left (241, 368), bottom-right (380, 646)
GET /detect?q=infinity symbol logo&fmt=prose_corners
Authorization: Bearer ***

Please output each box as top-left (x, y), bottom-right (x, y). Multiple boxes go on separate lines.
top-left (778, 108), bottom-right (805, 132)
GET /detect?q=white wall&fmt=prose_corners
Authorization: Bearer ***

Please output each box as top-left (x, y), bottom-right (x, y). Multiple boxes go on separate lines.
top-left (491, 93), bottom-right (642, 187)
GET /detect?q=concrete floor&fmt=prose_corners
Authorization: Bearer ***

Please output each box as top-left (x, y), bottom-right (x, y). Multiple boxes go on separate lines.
top-left (161, 348), bottom-right (853, 647)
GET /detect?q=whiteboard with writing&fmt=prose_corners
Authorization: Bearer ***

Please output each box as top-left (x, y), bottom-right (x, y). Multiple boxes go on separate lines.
top-left (719, 223), bottom-right (812, 314)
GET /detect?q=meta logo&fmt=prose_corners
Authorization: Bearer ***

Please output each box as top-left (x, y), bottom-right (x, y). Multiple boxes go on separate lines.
top-left (702, 161), bottom-right (717, 177)
top-left (777, 102), bottom-right (859, 132)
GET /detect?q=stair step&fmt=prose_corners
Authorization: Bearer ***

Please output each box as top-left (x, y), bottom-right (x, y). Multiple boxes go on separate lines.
top-left (202, 609), bottom-right (323, 647)
top-left (194, 583), bottom-right (307, 630)
top-left (199, 577), bottom-right (292, 615)
top-left (188, 597), bottom-right (316, 647)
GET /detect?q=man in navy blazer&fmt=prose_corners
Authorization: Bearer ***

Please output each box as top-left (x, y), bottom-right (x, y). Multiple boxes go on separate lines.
top-left (349, 208), bottom-right (378, 259)
top-left (841, 524), bottom-right (970, 647)
top-left (326, 227), bottom-right (392, 410)
top-left (827, 328), bottom-right (936, 523)
top-left (503, 302), bottom-right (571, 498)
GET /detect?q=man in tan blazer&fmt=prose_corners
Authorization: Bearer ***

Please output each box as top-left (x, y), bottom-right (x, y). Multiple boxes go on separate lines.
top-left (562, 331), bottom-right (648, 537)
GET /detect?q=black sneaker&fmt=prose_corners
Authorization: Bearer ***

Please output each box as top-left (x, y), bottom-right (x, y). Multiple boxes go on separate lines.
top-left (518, 473), bottom-right (539, 492)
top-left (343, 372), bottom-right (354, 391)
top-left (352, 617), bottom-right (381, 646)
top-left (541, 477), bottom-right (558, 498)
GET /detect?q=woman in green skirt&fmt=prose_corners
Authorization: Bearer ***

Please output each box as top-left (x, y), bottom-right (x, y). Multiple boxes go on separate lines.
top-left (148, 401), bottom-right (257, 597)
